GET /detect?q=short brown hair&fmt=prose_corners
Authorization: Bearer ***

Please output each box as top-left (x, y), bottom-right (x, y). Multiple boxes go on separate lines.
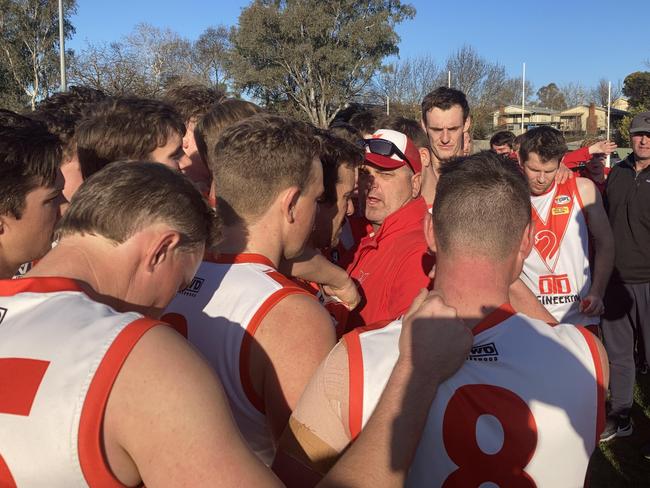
top-left (163, 82), bottom-right (225, 123)
top-left (432, 151), bottom-right (531, 260)
top-left (212, 114), bottom-right (320, 225)
top-left (75, 97), bottom-right (186, 179)
top-left (195, 98), bottom-right (262, 169)
top-left (315, 129), bottom-right (363, 206)
top-left (379, 115), bottom-right (430, 149)
top-left (57, 162), bottom-right (219, 249)
top-left (421, 87), bottom-right (470, 123)
top-left (0, 114), bottom-right (61, 218)
top-left (518, 126), bottom-right (567, 164)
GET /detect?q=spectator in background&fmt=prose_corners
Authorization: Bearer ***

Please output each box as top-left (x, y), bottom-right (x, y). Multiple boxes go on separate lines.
top-left (600, 112), bottom-right (650, 443)
top-left (490, 130), bottom-right (516, 155)
top-left (163, 83), bottom-right (225, 193)
top-left (348, 109), bottom-right (383, 138)
top-left (577, 137), bottom-right (611, 194)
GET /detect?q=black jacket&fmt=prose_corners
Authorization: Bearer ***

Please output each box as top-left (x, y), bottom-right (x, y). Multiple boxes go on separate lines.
top-left (605, 154), bottom-right (650, 283)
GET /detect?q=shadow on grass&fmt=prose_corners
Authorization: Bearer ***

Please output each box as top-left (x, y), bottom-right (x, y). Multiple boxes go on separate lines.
top-left (589, 373), bottom-right (650, 487)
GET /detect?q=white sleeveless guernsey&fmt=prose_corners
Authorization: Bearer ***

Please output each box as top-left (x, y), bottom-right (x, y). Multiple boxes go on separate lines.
top-left (520, 177), bottom-right (594, 325)
top-left (0, 277), bottom-right (159, 488)
top-left (162, 253), bottom-right (312, 465)
top-left (344, 305), bottom-right (605, 488)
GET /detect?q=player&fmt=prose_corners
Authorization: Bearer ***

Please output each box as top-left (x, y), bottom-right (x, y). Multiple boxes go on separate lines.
top-left (518, 127), bottom-right (614, 326)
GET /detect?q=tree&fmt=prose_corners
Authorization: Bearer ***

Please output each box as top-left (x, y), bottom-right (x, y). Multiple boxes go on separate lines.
top-left (192, 26), bottom-right (233, 92)
top-left (372, 55), bottom-right (442, 118)
top-left (560, 82), bottom-right (588, 107)
top-left (622, 71), bottom-right (650, 109)
top-left (439, 45), bottom-right (533, 138)
top-left (0, 0), bottom-right (76, 110)
top-left (536, 83), bottom-right (566, 110)
top-left (591, 78), bottom-right (622, 107)
top-left (229, 0), bottom-right (415, 127)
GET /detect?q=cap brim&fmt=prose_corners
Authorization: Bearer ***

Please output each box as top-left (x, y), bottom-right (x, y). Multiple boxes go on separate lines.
top-left (630, 127), bottom-right (650, 134)
top-left (365, 152), bottom-right (406, 170)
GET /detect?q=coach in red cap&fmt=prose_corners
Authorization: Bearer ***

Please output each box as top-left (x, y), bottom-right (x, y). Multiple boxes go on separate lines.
top-left (346, 129), bottom-right (434, 329)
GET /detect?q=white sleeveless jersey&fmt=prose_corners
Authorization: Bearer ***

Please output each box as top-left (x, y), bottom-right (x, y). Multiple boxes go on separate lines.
top-left (520, 177), bottom-right (595, 325)
top-left (344, 305), bottom-right (605, 488)
top-left (163, 253), bottom-right (312, 465)
top-left (0, 277), bottom-right (159, 488)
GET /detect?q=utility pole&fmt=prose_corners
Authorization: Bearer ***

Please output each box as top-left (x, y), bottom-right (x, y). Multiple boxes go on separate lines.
top-left (59, 0), bottom-right (66, 91)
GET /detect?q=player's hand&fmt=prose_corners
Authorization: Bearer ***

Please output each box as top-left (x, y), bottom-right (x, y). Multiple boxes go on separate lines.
top-left (322, 277), bottom-right (360, 311)
top-left (580, 295), bottom-right (605, 316)
top-left (555, 163), bottom-right (574, 184)
top-left (589, 140), bottom-right (617, 156)
top-left (397, 289), bottom-right (472, 382)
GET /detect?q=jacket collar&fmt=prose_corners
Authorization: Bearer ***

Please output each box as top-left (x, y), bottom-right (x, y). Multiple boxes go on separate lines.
top-left (370, 197), bottom-right (427, 242)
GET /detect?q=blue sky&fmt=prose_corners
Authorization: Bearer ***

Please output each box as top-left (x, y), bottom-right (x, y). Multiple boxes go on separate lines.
top-left (67, 0), bottom-right (649, 91)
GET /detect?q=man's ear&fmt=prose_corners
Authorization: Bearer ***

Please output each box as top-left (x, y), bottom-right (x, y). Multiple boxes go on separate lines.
top-left (147, 231), bottom-right (183, 271)
top-left (411, 172), bottom-right (422, 198)
top-left (519, 222), bottom-right (534, 260)
top-left (280, 186), bottom-right (301, 224)
top-left (419, 147), bottom-right (431, 168)
top-left (424, 212), bottom-right (437, 254)
top-left (463, 115), bottom-right (472, 133)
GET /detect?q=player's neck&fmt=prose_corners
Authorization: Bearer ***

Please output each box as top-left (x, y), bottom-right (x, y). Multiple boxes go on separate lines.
top-left (219, 219), bottom-right (283, 269)
top-left (26, 238), bottom-right (144, 314)
top-left (0, 253), bottom-right (18, 279)
top-left (432, 256), bottom-right (512, 329)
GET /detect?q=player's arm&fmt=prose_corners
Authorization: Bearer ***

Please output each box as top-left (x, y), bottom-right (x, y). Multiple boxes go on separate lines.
top-left (104, 325), bottom-right (282, 487)
top-left (275, 291), bottom-right (473, 488)
top-left (280, 246), bottom-right (360, 310)
top-left (509, 278), bottom-right (557, 323)
top-left (254, 293), bottom-right (337, 443)
top-left (577, 177), bottom-right (614, 316)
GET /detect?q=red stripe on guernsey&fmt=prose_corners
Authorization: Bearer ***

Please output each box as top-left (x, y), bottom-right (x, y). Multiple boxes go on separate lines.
top-left (576, 326), bottom-right (606, 448)
top-left (0, 277), bottom-right (83, 296)
top-left (78, 317), bottom-right (160, 488)
top-left (531, 180), bottom-right (575, 273)
top-left (0, 358), bottom-right (49, 416)
top-left (212, 253), bottom-right (276, 268)
top-left (0, 455), bottom-right (17, 488)
top-left (344, 329), bottom-right (364, 441)
top-left (239, 287), bottom-right (313, 414)
top-left (472, 304), bottom-right (516, 336)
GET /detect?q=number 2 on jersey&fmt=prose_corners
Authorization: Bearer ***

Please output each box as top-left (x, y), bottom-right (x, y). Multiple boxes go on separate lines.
top-left (442, 384), bottom-right (538, 487)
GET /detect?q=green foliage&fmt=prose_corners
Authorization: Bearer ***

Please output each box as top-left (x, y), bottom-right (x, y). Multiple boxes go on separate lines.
top-left (623, 71), bottom-right (650, 110)
top-left (229, 0), bottom-right (415, 127)
top-left (536, 82), bottom-right (567, 110)
top-left (617, 104), bottom-right (648, 146)
top-left (0, 0), bottom-right (77, 110)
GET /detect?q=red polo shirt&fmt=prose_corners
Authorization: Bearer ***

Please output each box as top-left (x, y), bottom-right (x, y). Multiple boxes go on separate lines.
top-left (346, 197), bottom-right (434, 330)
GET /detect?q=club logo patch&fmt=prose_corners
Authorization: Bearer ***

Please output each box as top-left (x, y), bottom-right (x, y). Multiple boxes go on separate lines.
top-left (552, 206), bottom-right (569, 215)
top-left (555, 195), bottom-right (571, 205)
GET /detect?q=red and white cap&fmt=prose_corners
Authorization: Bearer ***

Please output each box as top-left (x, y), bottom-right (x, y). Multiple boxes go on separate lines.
top-left (365, 129), bottom-right (422, 173)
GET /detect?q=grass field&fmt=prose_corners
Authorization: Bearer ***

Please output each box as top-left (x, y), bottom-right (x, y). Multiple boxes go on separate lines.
top-left (590, 372), bottom-right (650, 487)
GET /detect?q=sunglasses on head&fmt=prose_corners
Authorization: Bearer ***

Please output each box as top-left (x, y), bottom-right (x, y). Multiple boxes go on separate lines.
top-left (364, 138), bottom-right (413, 172)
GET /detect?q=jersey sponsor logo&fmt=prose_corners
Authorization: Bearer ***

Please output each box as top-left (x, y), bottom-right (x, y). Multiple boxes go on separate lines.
top-left (537, 294), bottom-right (580, 306)
top-left (538, 274), bottom-right (572, 295)
top-left (0, 307), bottom-right (6, 324)
top-left (532, 184), bottom-right (575, 273)
top-left (180, 276), bottom-right (205, 297)
top-left (555, 195), bottom-right (571, 205)
top-left (468, 342), bottom-right (499, 362)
